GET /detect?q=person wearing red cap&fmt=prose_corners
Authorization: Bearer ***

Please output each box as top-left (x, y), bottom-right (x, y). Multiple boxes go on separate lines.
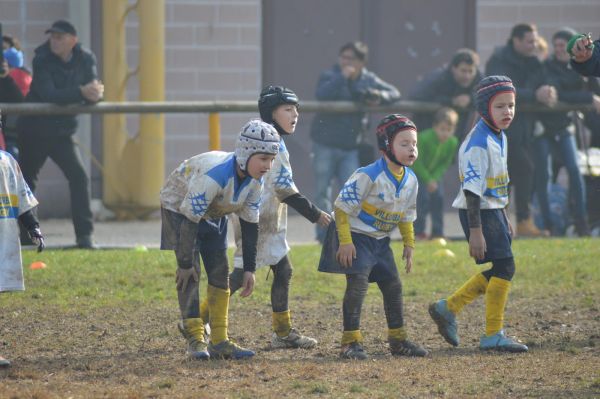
top-left (16, 20), bottom-right (103, 249)
top-left (318, 114), bottom-right (427, 360)
top-left (429, 76), bottom-right (528, 353)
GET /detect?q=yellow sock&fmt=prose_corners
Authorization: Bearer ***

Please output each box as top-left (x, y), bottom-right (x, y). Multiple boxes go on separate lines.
top-left (272, 310), bottom-right (292, 337)
top-left (485, 277), bottom-right (511, 336)
top-left (207, 285), bottom-right (230, 344)
top-left (182, 317), bottom-right (205, 342)
top-left (199, 297), bottom-right (209, 322)
top-left (341, 330), bottom-right (363, 345)
top-left (447, 273), bottom-right (489, 315)
top-left (387, 327), bottom-right (408, 341)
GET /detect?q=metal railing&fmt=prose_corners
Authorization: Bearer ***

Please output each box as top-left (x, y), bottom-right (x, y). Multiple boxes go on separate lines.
top-left (0, 100), bottom-right (595, 115)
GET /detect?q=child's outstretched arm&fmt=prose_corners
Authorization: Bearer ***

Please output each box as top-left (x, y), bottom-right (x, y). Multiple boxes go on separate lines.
top-left (465, 190), bottom-right (486, 260)
top-left (334, 207), bottom-right (356, 267)
top-left (18, 209), bottom-right (44, 253)
top-left (398, 221), bottom-right (415, 273)
top-left (282, 193), bottom-right (331, 227)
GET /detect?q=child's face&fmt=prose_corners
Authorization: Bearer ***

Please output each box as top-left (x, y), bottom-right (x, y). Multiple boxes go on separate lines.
top-left (390, 129), bottom-right (418, 166)
top-left (489, 92), bottom-right (516, 130)
top-left (272, 104), bottom-right (299, 134)
top-left (553, 38), bottom-right (570, 63)
top-left (246, 153), bottom-right (276, 179)
top-left (434, 121), bottom-right (456, 142)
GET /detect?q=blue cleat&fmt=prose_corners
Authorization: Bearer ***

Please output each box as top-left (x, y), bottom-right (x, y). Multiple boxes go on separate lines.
top-left (480, 330), bottom-right (528, 353)
top-left (208, 340), bottom-right (255, 360)
top-left (428, 299), bottom-right (459, 346)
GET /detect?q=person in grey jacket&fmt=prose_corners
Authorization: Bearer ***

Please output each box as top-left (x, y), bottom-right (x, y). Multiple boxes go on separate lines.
top-left (17, 20), bottom-right (103, 249)
top-left (310, 41), bottom-right (400, 242)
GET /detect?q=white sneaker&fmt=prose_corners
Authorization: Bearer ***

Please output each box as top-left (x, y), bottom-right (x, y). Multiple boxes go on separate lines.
top-left (271, 328), bottom-right (317, 349)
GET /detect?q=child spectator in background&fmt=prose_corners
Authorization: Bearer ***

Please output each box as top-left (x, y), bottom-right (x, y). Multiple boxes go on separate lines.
top-left (429, 76), bottom-right (528, 353)
top-left (318, 114), bottom-right (428, 360)
top-left (413, 107), bottom-right (459, 239)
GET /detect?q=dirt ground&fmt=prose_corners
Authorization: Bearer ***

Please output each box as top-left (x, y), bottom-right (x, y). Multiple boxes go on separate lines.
top-left (1, 294), bottom-right (599, 398)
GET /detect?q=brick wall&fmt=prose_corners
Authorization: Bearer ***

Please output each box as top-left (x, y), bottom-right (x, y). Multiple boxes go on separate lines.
top-left (124, 0), bottom-right (262, 176)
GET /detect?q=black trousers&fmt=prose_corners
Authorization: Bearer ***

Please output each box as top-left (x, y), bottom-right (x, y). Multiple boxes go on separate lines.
top-left (18, 134), bottom-right (93, 238)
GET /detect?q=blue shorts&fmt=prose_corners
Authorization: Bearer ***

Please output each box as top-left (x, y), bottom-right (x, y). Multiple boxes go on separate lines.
top-left (459, 208), bottom-right (512, 264)
top-left (160, 207), bottom-right (228, 253)
top-left (318, 221), bottom-right (398, 283)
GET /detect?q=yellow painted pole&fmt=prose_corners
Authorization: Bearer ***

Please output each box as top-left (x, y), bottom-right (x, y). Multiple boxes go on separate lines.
top-left (209, 113), bottom-right (221, 150)
top-left (102, 0), bottom-right (129, 207)
top-left (136, 0), bottom-right (165, 209)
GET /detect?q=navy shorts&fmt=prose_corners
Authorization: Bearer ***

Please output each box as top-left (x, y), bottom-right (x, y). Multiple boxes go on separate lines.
top-left (160, 207), bottom-right (228, 253)
top-left (458, 208), bottom-right (512, 264)
top-left (318, 221), bottom-right (398, 283)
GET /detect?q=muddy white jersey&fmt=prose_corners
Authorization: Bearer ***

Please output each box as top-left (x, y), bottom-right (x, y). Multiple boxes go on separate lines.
top-left (232, 139), bottom-right (299, 269)
top-left (160, 151), bottom-right (263, 223)
top-left (0, 151), bottom-right (38, 292)
top-left (335, 157), bottom-right (418, 239)
top-left (453, 120), bottom-right (509, 210)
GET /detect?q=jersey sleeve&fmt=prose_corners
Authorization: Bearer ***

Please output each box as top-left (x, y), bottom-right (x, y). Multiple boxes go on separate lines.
top-left (237, 184), bottom-right (262, 223)
top-left (460, 147), bottom-right (489, 198)
top-left (401, 176), bottom-right (418, 223)
top-left (334, 170), bottom-right (373, 217)
top-left (272, 150), bottom-right (299, 201)
top-left (180, 175), bottom-right (220, 223)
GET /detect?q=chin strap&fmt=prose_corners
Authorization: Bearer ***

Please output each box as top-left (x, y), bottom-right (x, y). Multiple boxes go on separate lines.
top-left (273, 121), bottom-right (290, 136)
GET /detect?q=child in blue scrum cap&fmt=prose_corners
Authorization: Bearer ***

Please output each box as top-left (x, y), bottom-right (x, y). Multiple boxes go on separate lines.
top-left (428, 75), bottom-right (528, 353)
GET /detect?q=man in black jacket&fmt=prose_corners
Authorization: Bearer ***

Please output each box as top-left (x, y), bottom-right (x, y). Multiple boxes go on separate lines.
top-left (17, 20), bottom-right (103, 248)
top-left (409, 48), bottom-right (482, 141)
top-left (485, 23), bottom-right (557, 237)
top-left (310, 41), bottom-right (400, 242)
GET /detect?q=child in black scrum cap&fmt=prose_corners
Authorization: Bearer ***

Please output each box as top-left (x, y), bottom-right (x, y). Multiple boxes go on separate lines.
top-left (318, 114), bottom-right (428, 360)
top-left (428, 76), bottom-right (528, 353)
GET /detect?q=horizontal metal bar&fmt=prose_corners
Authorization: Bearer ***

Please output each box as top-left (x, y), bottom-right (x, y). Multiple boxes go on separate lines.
top-left (0, 100), bottom-right (594, 115)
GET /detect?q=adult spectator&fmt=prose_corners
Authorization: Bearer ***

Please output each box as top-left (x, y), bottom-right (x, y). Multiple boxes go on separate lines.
top-left (310, 41), bottom-right (400, 242)
top-left (17, 20), bottom-right (104, 249)
top-left (485, 23), bottom-right (557, 237)
top-left (570, 33), bottom-right (600, 77)
top-left (535, 28), bottom-right (599, 236)
top-left (2, 35), bottom-right (32, 159)
top-left (410, 48), bottom-right (482, 141)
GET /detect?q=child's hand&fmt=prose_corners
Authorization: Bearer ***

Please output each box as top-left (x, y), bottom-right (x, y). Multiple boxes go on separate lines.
top-left (403, 246), bottom-right (413, 273)
top-left (28, 227), bottom-right (45, 253)
top-left (427, 181), bottom-right (438, 193)
top-left (336, 243), bottom-right (356, 268)
top-left (317, 211), bottom-right (332, 227)
top-left (468, 227), bottom-right (486, 261)
top-left (240, 271), bottom-right (255, 297)
top-left (175, 267), bottom-right (199, 292)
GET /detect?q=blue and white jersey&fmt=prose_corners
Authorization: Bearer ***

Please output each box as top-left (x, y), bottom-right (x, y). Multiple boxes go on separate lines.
top-left (334, 157), bottom-right (418, 239)
top-left (0, 150), bottom-right (38, 292)
top-left (160, 151), bottom-right (263, 223)
top-left (452, 120), bottom-right (509, 210)
top-left (232, 139), bottom-right (299, 268)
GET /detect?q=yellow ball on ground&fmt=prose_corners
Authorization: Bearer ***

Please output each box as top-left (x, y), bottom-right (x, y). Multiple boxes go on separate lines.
top-left (432, 238), bottom-right (447, 247)
top-left (433, 249), bottom-right (456, 258)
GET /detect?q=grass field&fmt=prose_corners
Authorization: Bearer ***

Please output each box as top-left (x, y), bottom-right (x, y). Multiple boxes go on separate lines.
top-left (1, 238), bottom-right (599, 398)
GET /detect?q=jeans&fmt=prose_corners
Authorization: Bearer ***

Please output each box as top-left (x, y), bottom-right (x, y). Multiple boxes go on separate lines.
top-left (533, 132), bottom-right (587, 232)
top-left (414, 178), bottom-right (444, 237)
top-left (313, 143), bottom-right (359, 242)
